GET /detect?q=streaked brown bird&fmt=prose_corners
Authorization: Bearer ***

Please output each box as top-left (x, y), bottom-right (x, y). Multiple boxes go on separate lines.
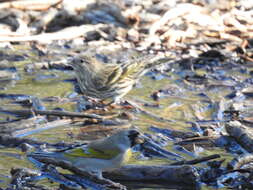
top-left (69, 55), bottom-right (171, 104)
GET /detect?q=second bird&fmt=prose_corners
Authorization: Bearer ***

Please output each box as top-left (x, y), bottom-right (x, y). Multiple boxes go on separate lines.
top-left (69, 55), bottom-right (171, 104)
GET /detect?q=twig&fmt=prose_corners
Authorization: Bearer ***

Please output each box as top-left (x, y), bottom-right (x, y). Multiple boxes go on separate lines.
top-left (0, 108), bottom-right (103, 120)
top-left (175, 136), bottom-right (218, 146)
top-left (126, 100), bottom-right (173, 123)
top-left (104, 164), bottom-right (199, 185)
top-left (170, 154), bottom-right (221, 165)
top-left (29, 154), bottom-right (126, 190)
top-left (0, 134), bottom-right (47, 147)
top-left (0, 25), bottom-right (104, 42)
top-left (0, 0), bottom-right (62, 10)
top-left (14, 119), bottom-right (72, 137)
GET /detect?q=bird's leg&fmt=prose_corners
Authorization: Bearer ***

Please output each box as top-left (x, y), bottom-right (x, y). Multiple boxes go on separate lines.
top-left (86, 96), bottom-right (100, 104)
top-left (104, 99), bottom-right (124, 109)
top-left (102, 98), bottom-right (136, 110)
top-left (105, 100), bottom-right (116, 107)
top-left (89, 170), bottom-right (103, 179)
top-left (98, 96), bottom-right (118, 108)
top-left (81, 95), bottom-right (106, 109)
top-left (103, 96), bottom-right (133, 109)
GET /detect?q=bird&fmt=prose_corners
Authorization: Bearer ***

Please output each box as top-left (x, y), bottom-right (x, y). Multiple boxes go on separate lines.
top-left (69, 55), bottom-right (171, 104)
top-left (29, 129), bottom-right (141, 178)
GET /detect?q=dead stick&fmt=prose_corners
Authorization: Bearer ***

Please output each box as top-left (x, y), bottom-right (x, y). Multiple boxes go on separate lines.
top-left (13, 119), bottom-right (72, 137)
top-left (29, 155), bottom-right (126, 190)
top-left (170, 154), bottom-right (221, 165)
top-left (126, 100), bottom-right (173, 123)
top-left (0, 108), bottom-right (103, 120)
top-left (0, 134), bottom-right (47, 147)
top-left (104, 164), bottom-right (198, 185)
top-left (175, 136), bottom-right (218, 145)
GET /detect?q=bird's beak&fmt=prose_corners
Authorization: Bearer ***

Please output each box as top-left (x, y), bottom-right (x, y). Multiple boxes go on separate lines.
top-left (135, 135), bottom-right (145, 144)
top-left (128, 130), bottom-right (145, 147)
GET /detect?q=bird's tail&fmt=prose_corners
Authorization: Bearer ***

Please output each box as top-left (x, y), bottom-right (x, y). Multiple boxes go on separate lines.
top-left (28, 151), bottom-right (65, 165)
top-left (144, 56), bottom-right (174, 70)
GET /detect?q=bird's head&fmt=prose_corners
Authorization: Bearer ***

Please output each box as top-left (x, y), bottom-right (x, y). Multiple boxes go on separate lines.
top-left (108, 129), bottom-right (143, 151)
top-left (71, 55), bottom-right (103, 71)
top-left (127, 130), bottom-right (142, 147)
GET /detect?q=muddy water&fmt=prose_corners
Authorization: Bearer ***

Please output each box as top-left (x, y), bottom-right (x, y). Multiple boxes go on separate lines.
top-left (0, 46), bottom-right (248, 189)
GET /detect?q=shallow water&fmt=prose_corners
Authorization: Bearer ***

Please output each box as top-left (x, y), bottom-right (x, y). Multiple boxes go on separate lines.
top-left (0, 45), bottom-right (250, 189)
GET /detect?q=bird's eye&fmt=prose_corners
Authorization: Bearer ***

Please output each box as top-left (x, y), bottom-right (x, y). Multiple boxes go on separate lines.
top-left (127, 130), bottom-right (140, 147)
top-left (128, 130), bottom-right (139, 138)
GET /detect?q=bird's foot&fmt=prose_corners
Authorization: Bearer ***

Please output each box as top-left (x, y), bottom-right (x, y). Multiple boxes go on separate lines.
top-left (88, 171), bottom-right (104, 180)
top-left (104, 99), bottom-right (135, 110)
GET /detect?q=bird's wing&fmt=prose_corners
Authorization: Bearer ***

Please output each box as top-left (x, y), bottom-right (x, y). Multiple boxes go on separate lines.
top-left (119, 61), bottom-right (146, 81)
top-left (93, 64), bottom-right (123, 89)
top-left (117, 56), bottom-right (173, 81)
top-left (64, 147), bottom-right (120, 160)
top-left (117, 54), bottom-right (162, 82)
top-left (105, 65), bottom-right (124, 85)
